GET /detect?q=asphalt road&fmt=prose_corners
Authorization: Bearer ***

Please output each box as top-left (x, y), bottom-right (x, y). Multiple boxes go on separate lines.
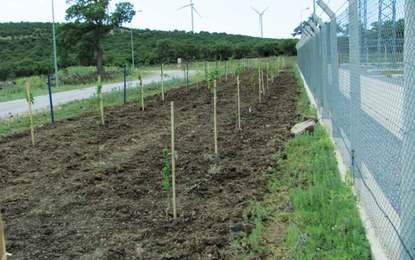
top-left (0, 70), bottom-right (194, 119)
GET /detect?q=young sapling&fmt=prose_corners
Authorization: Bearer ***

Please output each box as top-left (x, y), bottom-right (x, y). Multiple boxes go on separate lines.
top-left (225, 60), bottom-right (228, 81)
top-left (213, 79), bottom-right (218, 154)
top-left (235, 65), bottom-right (244, 130)
top-left (0, 213), bottom-right (6, 260)
top-left (162, 147), bottom-right (171, 215)
top-left (258, 66), bottom-right (262, 103)
top-left (261, 67), bottom-right (266, 96)
top-left (204, 61), bottom-right (208, 82)
top-left (266, 63), bottom-right (270, 91)
top-left (208, 69), bottom-right (220, 154)
top-left (96, 75), bottom-right (105, 125)
top-left (139, 73), bottom-right (144, 111)
top-left (24, 82), bottom-right (35, 146)
top-left (170, 102), bottom-right (177, 219)
top-left (161, 64), bottom-right (165, 102)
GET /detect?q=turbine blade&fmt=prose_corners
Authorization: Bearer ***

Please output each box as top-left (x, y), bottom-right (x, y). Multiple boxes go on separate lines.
top-left (261, 7), bottom-right (269, 15)
top-left (177, 4), bottom-right (191, 11)
top-left (251, 6), bottom-right (260, 14)
top-left (193, 7), bottom-right (202, 18)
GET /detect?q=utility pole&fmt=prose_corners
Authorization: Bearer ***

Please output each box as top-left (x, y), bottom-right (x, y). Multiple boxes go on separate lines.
top-left (130, 28), bottom-right (135, 70)
top-left (130, 10), bottom-right (142, 70)
top-left (51, 0), bottom-right (59, 87)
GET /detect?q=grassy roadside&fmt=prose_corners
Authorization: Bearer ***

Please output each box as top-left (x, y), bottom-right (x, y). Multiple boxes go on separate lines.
top-left (0, 75), bottom-right (198, 136)
top-left (0, 58), bottom-right (250, 102)
top-left (232, 66), bottom-right (371, 259)
top-left (0, 58), bottom-right (258, 136)
top-left (0, 66), bottom-right (169, 102)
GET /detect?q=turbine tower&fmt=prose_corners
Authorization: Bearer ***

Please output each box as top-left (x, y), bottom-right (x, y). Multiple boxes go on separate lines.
top-left (178, 0), bottom-right (201, 33)
top-left (252, 7), bottom-right (269, 38)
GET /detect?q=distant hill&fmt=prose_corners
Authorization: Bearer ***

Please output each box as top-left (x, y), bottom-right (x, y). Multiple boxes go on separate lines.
top-left (0, 22), bottom-right (297, 80)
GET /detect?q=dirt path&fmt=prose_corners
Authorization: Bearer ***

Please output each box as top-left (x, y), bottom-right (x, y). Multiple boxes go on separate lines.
top-left (0, 69), bottom-right (299, 259)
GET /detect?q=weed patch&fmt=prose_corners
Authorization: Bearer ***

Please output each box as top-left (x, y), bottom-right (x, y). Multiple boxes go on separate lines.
top-left (232, 67), bottom-right (371, 259)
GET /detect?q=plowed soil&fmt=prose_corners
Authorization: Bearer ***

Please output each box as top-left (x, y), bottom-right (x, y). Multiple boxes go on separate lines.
top-left (0, 69), bottom-right (299, 259)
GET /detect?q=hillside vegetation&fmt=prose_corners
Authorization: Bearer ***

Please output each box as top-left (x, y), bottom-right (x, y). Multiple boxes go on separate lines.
top-left (0, 22), bottom-right (297, 80)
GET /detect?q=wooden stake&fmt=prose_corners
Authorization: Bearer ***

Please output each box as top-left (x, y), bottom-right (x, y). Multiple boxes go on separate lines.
top-left (161, 64), bottom-right (165, 102)
top-left (261, 69), bottom-right (266, 96)
top-left (170, 102), bottom-right (177, 219)
top-left (0, 214), bottom-right (6, 260)
top-left (186, 63), bottom-right (189, 91)
top-left (213, 80), bottom-right (218, 155)
top-left (266, 71), bottom-right (269, 91)
top-left (258, 68), bottom-right (262, 103)
top-left (237, 75), bottom-right (241, 130)
top-left (225, 61), bottom-right (228, 81)
top-left (140, 75), bottom-right (145, 111)
top-left (25, 82), bottom-right (35, 146)
top-left (98, 76), bottom-right (105, 126)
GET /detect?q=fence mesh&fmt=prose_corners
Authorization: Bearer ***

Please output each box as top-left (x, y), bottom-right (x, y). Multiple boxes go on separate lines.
top-left (297, 0), bottom-right (414, 259)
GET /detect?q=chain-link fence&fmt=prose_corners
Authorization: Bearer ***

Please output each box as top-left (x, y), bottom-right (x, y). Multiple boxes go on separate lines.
top-left (297, 0), bottom-right (414, 259)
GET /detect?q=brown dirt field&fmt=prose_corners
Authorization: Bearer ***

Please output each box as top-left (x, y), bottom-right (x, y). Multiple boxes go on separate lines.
top-left (0, 69), bottom-right (299, 259)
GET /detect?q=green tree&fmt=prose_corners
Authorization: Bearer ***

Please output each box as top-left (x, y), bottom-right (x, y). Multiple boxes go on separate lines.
top-left (64, 0), bottom-right (136, 75)
top-left (156, 39), bottom-right (177, 64)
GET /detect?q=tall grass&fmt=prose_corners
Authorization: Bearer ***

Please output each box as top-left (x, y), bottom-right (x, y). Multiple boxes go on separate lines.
top-left (232, 65), bottom-right (371, 259)
top-left (283, 126), bottom-right (371, 259)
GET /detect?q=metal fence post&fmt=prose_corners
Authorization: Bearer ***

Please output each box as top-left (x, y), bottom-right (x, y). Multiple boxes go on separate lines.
top-left (317, 0), bottom-right (339, 137)
top-left (186, 63), bottom-right (189, 89)
top-left (320, 22), bottom-right (330, 119)
top-left (400, 0), bottom-right (415, 258)
top-left (47, 74), bottom-right (55, 123)
top-left (349, 0), bottom-right (361, 171)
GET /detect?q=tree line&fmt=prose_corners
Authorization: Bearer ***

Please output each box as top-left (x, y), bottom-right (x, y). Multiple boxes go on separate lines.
top-left (0, 22), bottom-right (297, 81)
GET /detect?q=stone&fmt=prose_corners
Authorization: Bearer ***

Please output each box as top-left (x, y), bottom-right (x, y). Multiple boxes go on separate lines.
top-left (290, 119), bottom-right (316, 136)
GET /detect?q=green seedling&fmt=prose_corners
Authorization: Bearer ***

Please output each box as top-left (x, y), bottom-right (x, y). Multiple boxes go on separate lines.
top-left (235, 64), bottom-right (244, 76)
top-left (24, 82), bottom-right (35, 146)
top-left (162, 147), bottom-right (173, 217)
top-left (162, 147), bottom-right (171, 193)
top-left (248, 202), bottom-right (265, 252)
top-left (208, 69), bottom-right (220, 90)
top-left (138, 73), bottom-right (144, 111)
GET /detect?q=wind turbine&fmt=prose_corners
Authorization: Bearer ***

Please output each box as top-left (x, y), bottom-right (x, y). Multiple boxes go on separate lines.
top-left (178, 0), bottom-right (201, 33)
top-left (251, 6), bottom-right (269, 38)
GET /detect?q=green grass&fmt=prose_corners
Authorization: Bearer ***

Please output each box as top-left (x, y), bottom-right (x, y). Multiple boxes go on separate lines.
top-left (282, 126), bottom-right (371, 259)
top-left (0, 76), bottom-right (191, 136)
top-left (0, 59), bottom-right (253, 102)
top-left (0, 66), bottom-right (151, 102)
top-left (232, 65), bottom-right (371, 259)
top-left (293, 65), bottom-right (316, 119)
top-left (0, 57), bottom-right (265, 136)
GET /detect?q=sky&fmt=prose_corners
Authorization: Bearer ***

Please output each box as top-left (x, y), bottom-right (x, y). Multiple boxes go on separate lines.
top-left (0, 0), bottom-right (347, 39)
